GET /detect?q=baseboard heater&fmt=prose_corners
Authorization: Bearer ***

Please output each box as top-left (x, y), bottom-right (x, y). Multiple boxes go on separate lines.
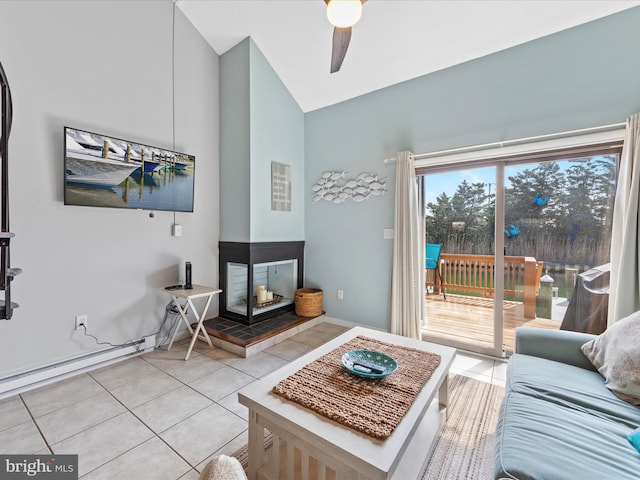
top-left (0, 335), bottom-right (156, 399)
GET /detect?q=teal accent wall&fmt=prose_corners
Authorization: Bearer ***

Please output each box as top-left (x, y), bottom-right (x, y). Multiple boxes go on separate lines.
top-left (220, 38), bottom-right (305, 243)
top-left (304, 7), bottom-right (640, 330)
top-left (220, 39), bottom-right (251, 242)
top-left (249, 40), bottom-right (305, 242)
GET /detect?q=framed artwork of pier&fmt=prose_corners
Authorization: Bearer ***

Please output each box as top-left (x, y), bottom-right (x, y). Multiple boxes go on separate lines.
top-left (63, 126), bottom-right (195, 213)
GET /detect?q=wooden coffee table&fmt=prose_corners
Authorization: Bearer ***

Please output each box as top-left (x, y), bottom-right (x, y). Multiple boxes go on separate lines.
top-left (238, 326), bottom-right (456, 480)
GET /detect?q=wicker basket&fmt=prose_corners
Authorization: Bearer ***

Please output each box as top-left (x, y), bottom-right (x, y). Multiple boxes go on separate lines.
top-left (295, 288), bottom-right (323, 317)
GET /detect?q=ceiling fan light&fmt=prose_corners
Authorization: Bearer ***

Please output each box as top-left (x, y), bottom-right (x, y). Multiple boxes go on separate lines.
top-left (327, 0), bottom-right (362, 28)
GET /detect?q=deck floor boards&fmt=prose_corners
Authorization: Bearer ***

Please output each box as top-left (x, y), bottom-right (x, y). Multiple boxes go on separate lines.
top-left (423, 293), bottom-right (561, 351)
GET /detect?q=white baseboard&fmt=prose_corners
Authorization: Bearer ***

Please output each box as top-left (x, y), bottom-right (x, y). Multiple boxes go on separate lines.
top-left (0, 335), bottom-right (156, 400)
top-left (323, 316), bottom-right (384, 331)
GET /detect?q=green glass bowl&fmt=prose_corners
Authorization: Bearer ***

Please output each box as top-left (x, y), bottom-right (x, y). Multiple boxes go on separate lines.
top-left (341, 350), bottom-right (398, 379)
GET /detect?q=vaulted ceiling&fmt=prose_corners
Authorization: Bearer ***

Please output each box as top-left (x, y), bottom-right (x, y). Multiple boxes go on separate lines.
top-left (176, 1), bottom-right (640, 112)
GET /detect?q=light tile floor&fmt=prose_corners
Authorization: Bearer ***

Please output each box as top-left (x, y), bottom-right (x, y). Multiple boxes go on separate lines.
top-left (0, 322), bottom-right (505, 479)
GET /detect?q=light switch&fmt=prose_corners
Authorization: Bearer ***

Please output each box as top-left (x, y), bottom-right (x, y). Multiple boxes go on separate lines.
top-left (383, 228), bottom-right (394, 239)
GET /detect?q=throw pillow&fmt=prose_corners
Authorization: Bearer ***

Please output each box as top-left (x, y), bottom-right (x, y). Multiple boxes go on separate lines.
top-left (581, 310), bottom-right (640, 405)
top-left (628, 427), bottom-right (640, 453)
top-left (198, 455), bottom-right (247, 480)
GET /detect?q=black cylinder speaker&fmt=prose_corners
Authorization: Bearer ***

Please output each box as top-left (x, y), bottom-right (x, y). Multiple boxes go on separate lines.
top-left (185, 261), bottom-right (192, 289)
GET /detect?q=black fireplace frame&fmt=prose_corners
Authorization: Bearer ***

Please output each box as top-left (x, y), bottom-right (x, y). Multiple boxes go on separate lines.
top-left (219, 241), bottom-right (304, 325)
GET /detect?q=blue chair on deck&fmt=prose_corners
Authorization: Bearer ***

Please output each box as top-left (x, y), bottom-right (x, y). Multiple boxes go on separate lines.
top-left (426, 243), bottom-right (446, 299)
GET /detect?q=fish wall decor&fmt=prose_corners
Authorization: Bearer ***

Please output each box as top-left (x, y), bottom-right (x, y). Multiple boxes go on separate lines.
top-left (311, 171), bottom-right (387, 204)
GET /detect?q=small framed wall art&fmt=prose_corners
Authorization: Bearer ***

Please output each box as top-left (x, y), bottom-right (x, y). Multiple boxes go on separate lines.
top-left (271, 162), bottom-right (291, 212)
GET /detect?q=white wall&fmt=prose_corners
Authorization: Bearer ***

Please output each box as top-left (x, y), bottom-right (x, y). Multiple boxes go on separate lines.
top-left (0, 1), bottom-right (219, 377)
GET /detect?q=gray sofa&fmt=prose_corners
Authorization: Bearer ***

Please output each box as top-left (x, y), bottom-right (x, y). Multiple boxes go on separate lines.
top-left (494, 327), bottom-right (640, 479)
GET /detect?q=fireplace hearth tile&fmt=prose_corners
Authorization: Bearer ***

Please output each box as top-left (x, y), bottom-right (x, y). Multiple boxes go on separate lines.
top-left (203, 311), bottom-right (323, 352)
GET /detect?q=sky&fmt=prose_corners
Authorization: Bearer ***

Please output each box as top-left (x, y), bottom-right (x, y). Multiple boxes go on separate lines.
top-left (423, 165), bottom-right (519, 206)
top-left (422, 159), bottom-right (600, 206)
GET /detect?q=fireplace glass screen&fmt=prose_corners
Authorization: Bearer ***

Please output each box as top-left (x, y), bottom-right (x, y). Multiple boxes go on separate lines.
top-left (226, 259), bottom-right (298, 317)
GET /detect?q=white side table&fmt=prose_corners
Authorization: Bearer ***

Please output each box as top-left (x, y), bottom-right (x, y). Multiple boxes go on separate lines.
top-left (164, 284), bottom-right (222, 360)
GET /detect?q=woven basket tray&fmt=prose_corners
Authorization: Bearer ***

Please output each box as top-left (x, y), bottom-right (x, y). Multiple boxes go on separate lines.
top-left (295, 288), bottom-right (323, 317)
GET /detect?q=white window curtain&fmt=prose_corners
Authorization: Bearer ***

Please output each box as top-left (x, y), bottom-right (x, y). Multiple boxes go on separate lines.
top-left (608, 113), bottom-right (640, 324)
top-left (390, 151), bottom-right (424, 339)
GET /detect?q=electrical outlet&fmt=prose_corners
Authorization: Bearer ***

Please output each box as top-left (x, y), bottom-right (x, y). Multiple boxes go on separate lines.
top-left (143, 335), bottom-right (156, 350)
top-left (172, 224), bottom-right (182, 237)
top-left (337, 289), bottom-right (344, 300)
top-left (75, 314), bottom-right (88, 330)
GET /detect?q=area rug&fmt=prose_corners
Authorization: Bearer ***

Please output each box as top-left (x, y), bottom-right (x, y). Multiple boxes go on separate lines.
top-left (421, 374), bottom-right (505, 480)
top-left (231, 374), bottom-right (505, 479)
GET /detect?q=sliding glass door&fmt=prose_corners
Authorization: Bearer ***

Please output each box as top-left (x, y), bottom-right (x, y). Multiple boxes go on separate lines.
top-left (422, 166), bottom-right (498, 354)
top-left (421, 144), bottom-right (620, 357)
top-left (502, 154), bottom-right (617, 349)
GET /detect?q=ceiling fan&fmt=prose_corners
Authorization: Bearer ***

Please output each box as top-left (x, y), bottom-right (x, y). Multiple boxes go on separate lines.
top-left (325, 0), bottom-right (367, 73)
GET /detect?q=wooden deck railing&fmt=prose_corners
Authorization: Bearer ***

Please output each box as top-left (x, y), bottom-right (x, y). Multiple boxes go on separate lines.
top-left (429, 254), bottom-right (543, 319)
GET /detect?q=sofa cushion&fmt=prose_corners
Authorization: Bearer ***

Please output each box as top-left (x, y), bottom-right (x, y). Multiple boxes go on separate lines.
top-left (514, 327), bottom-right (596, 371)
top-left (581, 310), bottom-right (640, 404)
top-left (507, 354), bottom-right (640, 429)
top-left (495, 392), bottom-right (640, 480)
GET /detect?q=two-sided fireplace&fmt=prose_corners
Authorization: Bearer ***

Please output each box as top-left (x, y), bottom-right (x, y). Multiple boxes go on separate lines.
top-left (218, 241), bottom-right (304, 325)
